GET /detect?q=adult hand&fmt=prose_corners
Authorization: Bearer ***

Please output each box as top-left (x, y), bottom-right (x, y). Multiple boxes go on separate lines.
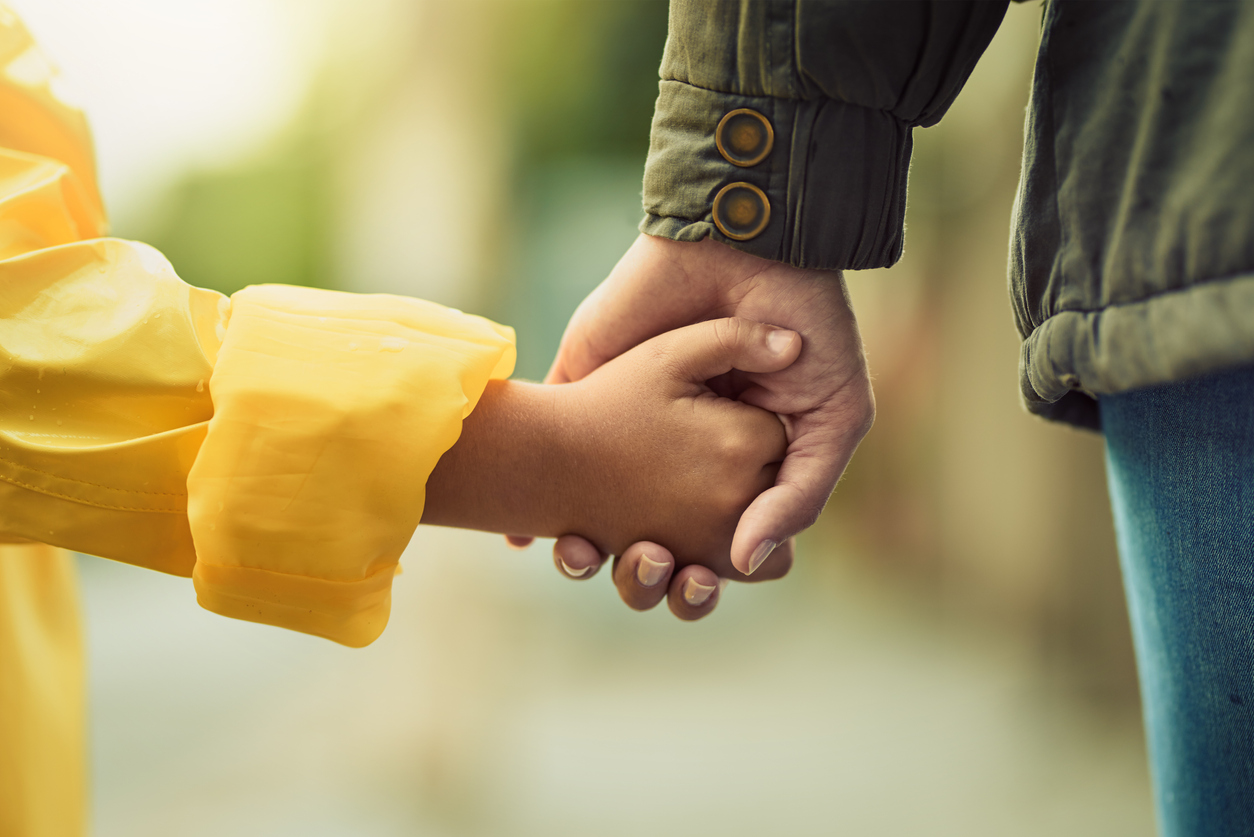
top-left (547, 536), bottom-right (730, 622)
top-left (514, 233), bottom-right (875, 618)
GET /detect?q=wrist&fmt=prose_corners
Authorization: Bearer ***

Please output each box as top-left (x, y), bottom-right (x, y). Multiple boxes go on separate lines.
top-left (637, 233), bottom-right (837, 309)
top-left (422, 380), bottom-right (581, 538)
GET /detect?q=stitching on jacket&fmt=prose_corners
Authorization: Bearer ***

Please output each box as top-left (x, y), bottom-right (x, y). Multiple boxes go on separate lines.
top-left (643, 212), bottom-right (712, 225)
top-left (0, 453), bottom-right (186, 496)
top-left (663, 76), bottom-right (803, 103)
top-left (659, 78), bottom-right (913, 126)
top-left (0, 471), bottom-right (185, 513)
top-left (764, 2), bottom-right (773, 96)
top-left (787, 1), bottom-right (799, 99)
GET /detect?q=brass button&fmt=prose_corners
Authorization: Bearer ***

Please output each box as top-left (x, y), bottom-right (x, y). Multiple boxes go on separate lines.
top-left (712, 182), bottom-right (770, 241)
top-left (715, 108), bottom-right (774, 167)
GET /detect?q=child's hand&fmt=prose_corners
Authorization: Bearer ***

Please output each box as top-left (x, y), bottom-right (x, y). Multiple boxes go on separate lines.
top-left (554, 318), bottom-right (798, 578)
top-left (422, 318), bottom-right (800, 586)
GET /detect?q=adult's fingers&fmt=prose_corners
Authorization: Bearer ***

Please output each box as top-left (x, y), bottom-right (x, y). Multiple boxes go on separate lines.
top-left (667, 564), bottom-right (724, 621)
top-left (729, 405), bottom-right (872, 575)
top-left (735, 535), bottom-right (795, 581)
top-left (555, 537), bottom-right (725, 622)
top-left (505, 535), bottom-right (534, 550)
top-left (654, 318), bottom-right (801, 385)
top-left (611, 541), bottom-right (675, 611)
top-left (544, 292), bottom-right (615, 385)
top-left (543, 340), bottom-right (577, 385)
top-left (544, 234), bottom-right (695, 385)
top-left (543, 267), bottom-right (624, 386)
top-left (552, 535), bottom-right (608, 580)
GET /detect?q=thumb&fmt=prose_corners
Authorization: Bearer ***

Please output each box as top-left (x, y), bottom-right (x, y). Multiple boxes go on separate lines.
top-left (657, 318), bottom-right (801, 384)
top-left (544, 310), bottom-right (607, 384)
top-left (543, 353), bottom-right (572, 385)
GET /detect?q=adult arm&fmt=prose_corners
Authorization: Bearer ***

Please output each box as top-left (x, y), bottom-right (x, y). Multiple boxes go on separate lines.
top-left (545, 0), bottom-right (1010, 609)
top-left (643, 0), bottom-right (1010, 268)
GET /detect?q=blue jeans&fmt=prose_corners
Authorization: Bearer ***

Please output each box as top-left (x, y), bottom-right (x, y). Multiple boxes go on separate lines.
top-left (1102, 365), bottom-right (1254, 836)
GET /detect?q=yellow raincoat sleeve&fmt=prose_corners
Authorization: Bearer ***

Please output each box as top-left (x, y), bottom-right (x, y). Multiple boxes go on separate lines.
top-left (187, 285), bottom-right (515, 647)
top-left (0, 8), bottom-right (515, 646)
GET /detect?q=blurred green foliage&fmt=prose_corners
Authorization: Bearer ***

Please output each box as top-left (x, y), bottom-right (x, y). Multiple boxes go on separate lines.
top-left (490, 3), bottom-right (669, 379)
top-left (138, 1), bottom-right (667, 299)
top-left (143, 138), bottom-right (334, 296)
top-left (501, 1), bottom-right (668, 165)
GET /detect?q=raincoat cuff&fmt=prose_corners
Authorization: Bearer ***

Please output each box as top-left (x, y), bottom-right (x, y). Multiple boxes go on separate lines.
top-left (187, 284), bottom-right (515, 647)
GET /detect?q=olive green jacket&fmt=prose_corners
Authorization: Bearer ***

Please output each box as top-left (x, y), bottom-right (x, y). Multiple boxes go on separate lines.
top-left (642, 0), bottom-right (1254, 429)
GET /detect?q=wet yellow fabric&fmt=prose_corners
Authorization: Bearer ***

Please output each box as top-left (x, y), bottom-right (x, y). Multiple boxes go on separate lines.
top-left (188, 284), bottom-right (514, 647)
top-left (0, 6), bottom-right (515, 832)
top-left (0, 239), bottom-right (224, 574)
top-left (0, 542), bottom-right (84, 837)
top-left (2, 11), bottom-right (104, 836)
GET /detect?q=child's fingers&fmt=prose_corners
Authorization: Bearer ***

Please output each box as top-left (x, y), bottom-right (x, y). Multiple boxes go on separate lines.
top-left (611, 542), bottom-right (675, 611)
top-left (667, 564), bottom-right (724, 621)
top-left (657, 318), bottom-right (801, 384)
top-left (553, 535), bottom-right (608, 580)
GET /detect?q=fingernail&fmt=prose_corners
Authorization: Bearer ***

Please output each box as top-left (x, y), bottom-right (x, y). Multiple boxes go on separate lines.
top-left (747, 539), bottom-right (778, 574)
top-left (767, 329), bottom-right (794, 355)
top-left (559, 557), bottom-right (592, 578)
top-left (682, 577), bottom-right (717, 607)
top-left (719, 578), bottom-right (729, 593)
top-left (636, 552), bottom-right (668, 587)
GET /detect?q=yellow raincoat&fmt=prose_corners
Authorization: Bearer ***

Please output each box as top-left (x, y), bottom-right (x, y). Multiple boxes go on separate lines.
top-left (0, 9), bottom-right (515, 834)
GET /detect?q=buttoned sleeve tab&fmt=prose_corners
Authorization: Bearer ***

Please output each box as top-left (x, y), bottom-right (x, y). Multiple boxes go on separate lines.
top-left (640, 0), bottom-right (1009, 271)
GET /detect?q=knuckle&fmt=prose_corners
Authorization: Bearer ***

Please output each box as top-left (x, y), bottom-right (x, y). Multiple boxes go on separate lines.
top-left (650, 340), bottom-right (686, 381)
top-left (719, 422), bottom-right (778, 464)
top-left (853, 397), bottom-right (876, 438)
top-left (717, 427), bottom-right (753, 460)
top-left (842, 382), bottom-right (877, 439)
top-left (796, 501), bottom-right (826, 532)
top-left (711, 316), bottom-right (744, 355)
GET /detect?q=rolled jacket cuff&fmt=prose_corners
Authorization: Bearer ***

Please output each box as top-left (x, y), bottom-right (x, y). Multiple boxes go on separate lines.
top-left (640, 80), bottom-right (912, 271)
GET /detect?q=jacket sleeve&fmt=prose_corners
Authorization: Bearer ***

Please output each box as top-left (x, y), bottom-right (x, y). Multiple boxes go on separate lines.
top-left (0, 11), bottom-right (515, 646)
top-left (641, 0), bottom-right (1009, 270)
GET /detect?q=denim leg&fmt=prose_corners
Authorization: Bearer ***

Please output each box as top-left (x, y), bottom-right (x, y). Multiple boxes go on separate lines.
top-left (1102, 365), bottom-right (1254, 837)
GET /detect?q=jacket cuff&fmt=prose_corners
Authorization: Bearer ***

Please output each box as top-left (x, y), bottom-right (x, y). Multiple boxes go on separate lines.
top-left (640, 80), bottom-right (912, 271)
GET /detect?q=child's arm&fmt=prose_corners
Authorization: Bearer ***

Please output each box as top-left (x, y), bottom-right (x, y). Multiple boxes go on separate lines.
top-left (421, 318), bottom-right (800, 578)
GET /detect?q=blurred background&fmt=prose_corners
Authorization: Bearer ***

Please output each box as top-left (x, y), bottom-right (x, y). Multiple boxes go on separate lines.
top-left (12, 1), bottom-right (1153, 834)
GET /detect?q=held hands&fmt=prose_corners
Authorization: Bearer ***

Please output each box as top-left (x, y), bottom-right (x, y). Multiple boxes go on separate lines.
top-left (423, 317), bottom-right (800, 620)
top-left (552, 318), bottom-right (798, 579)
top-left (527, 234), bottom-right (876, 617)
